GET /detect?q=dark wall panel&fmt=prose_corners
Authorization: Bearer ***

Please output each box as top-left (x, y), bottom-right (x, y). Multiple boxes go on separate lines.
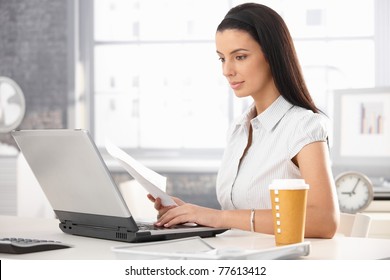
top-left (0, 0), bottom-right (69, 147)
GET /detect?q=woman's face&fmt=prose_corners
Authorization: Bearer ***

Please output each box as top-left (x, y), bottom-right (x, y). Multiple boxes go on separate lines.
top-left (216, 29), bottom-right (275, 100)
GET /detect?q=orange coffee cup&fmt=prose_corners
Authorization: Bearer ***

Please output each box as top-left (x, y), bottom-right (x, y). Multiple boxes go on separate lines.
top-left (269, 179), bottom-right (309, 246)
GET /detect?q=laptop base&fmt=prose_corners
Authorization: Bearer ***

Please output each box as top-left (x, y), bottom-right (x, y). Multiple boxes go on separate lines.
top-left (56, 210), bottom-right (227, 243)
top-left (59, 221), bottom-right (227, 243)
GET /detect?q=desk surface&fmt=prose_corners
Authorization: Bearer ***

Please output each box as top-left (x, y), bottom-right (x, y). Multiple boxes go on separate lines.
top-left (1, 215), bottom-right (390, 260)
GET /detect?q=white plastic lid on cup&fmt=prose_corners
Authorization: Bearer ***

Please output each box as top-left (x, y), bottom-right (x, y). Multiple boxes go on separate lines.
top-left (268, 179), bottom-right (309, 190)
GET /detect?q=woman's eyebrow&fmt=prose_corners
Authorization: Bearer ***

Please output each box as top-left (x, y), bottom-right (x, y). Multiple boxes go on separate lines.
top-left (216, 48), bottom-right (250, 56)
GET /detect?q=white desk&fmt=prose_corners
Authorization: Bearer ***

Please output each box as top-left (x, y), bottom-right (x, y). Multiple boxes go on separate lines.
top-left (1, 215), bottom-right (390, 260)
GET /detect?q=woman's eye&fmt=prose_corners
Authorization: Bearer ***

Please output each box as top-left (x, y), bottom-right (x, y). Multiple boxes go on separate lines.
top-left (236, 55), bottom-right (246, 60)
top-left (218, 57), bottom-right (225, 63)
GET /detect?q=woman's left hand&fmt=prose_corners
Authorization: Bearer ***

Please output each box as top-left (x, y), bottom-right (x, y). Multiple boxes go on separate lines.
top-left (155, 203), bottom-right (222, 228)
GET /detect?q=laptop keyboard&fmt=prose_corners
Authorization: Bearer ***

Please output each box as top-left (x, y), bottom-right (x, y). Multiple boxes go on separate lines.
top-left (137, 223), bottom-right (164, 231)
top-left (137, 223), bottom-right (194, 231)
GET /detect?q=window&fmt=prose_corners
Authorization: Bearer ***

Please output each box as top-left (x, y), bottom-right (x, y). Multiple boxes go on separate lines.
top-left (89, 0), bottom-right (245, 160)
top-left (279, 0), bottom-right (375, 110)
top-left (77, 0), bottom-right (381, 167)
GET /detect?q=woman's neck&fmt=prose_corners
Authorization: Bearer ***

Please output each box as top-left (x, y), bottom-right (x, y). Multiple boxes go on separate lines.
top-left (253, 91), bottom-right (280, 115)
top-left (251, 79), bottom-right (280, 115)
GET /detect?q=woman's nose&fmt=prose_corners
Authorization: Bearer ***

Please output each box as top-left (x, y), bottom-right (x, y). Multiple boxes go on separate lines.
top-left (222, 61), bottom-right (236, 77)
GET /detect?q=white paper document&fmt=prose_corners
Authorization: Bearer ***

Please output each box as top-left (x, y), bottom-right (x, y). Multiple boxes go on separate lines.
top-left (105, 139), bottom-right (177, 206)
top-left (112, 237), bottom-right (311, 260)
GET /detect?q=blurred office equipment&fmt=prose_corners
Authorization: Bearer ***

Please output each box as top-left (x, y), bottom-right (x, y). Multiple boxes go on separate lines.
top-left (331, 87), bottom-right (390, 200)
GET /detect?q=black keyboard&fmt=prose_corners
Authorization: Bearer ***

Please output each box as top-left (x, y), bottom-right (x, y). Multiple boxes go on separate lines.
top-left (0, 238), bottom-right (72, 254)
top-left (137, 223), bottom-right (167, 231)
top-left (137, 222), bottom-right (198, 231)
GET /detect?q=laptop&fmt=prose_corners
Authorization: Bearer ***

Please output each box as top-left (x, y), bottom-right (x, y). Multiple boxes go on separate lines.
top-left (11, 129), bottom-right (228, 243)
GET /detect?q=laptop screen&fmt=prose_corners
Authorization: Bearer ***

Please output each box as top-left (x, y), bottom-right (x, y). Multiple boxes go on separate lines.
top-left (12, 129), bottom-right (131, 218)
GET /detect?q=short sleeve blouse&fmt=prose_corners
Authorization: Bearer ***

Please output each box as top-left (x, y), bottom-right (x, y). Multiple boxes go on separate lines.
top-left (216, 96), bottom-right (328, 210)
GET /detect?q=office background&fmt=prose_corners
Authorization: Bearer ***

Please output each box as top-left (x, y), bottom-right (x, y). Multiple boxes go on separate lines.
top-left (1, 0), bottom-right (390, 216)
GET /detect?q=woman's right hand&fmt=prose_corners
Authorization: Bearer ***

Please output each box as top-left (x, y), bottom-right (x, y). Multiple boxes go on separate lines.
top-left (147, 194), bottom-right (185, 219)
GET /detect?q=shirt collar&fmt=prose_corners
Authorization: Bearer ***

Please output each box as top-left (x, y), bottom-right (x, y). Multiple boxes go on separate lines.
top-left (235, 96), bottom-right (294, 131)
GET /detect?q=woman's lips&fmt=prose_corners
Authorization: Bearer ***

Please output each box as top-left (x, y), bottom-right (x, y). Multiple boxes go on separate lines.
top-left (230, 81), bottom-right (244, 90)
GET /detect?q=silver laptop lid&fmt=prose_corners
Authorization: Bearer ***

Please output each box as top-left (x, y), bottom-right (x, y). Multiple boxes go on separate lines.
top-left (12, 129), bottom-right (131, 218)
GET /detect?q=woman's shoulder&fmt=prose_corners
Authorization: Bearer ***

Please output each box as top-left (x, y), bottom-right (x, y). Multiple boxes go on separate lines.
top-left (286, 106), bottom-right (329, 158)
top-left (287, 106), bottom-right (329, 127)
top-left (284, 106), bottom-right (329, 140)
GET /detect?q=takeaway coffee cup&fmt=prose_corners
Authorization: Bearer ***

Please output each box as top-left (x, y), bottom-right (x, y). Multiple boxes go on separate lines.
top-left (269, 179), bottom-right (309, 246)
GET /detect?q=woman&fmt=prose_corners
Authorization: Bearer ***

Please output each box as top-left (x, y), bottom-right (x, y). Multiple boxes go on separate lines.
top-left (148, 3), bottom-right (339, 238)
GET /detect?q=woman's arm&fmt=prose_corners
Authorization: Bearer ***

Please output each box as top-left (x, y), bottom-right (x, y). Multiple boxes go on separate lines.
top-left (293, 141), bottom-right (340, 238)
top-left (150, 195), bottom-right (275, 233)
top-left (154, 201), bottom-right (275, 234)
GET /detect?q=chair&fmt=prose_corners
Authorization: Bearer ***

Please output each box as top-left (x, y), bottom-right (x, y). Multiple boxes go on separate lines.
top-left (118, 179), bottom-right (160, 221)
top-left (337, 212), bottom-right (372, 237)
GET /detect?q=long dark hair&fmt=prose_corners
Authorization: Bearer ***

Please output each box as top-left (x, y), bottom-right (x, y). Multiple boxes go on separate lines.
top-left (217, 3), bottom-right (320, 113)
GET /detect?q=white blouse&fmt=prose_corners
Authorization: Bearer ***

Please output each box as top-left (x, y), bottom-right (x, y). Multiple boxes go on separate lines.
top-left (216, 96), bottom-right (328, 210)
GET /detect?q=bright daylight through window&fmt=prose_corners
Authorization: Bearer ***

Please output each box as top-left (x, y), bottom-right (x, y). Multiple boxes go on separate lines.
top-left (82, 0), bottom-right (376, 162)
